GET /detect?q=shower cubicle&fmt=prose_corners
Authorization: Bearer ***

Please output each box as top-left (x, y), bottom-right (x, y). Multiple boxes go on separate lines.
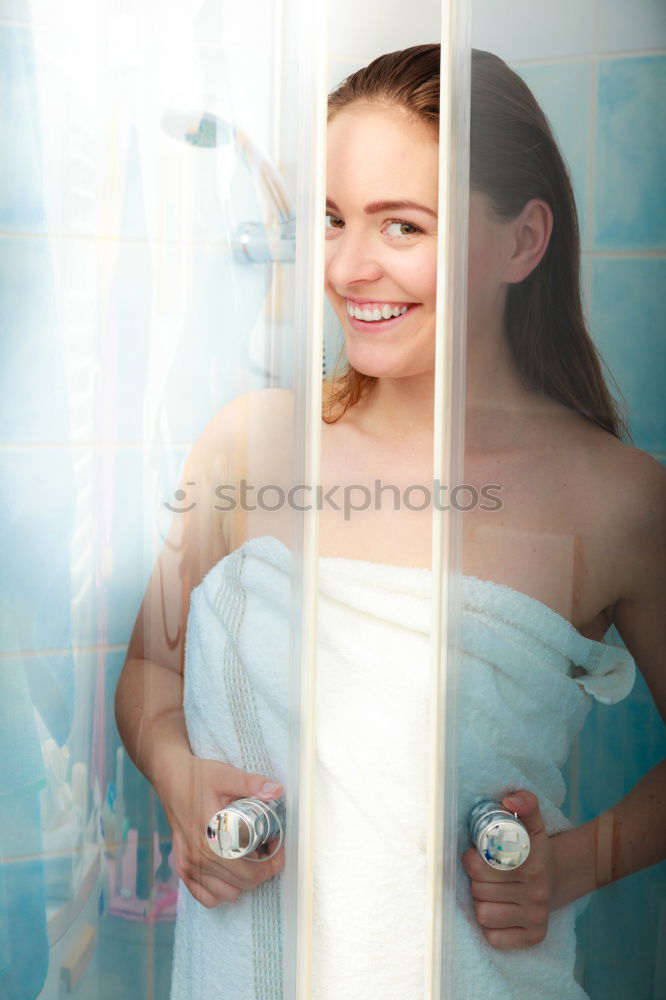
top-left (0, 0), bottom-right (664, 997)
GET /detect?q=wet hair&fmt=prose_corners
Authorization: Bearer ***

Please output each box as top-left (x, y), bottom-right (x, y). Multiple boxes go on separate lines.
top-left (324, 45), bottom-right (630, 441)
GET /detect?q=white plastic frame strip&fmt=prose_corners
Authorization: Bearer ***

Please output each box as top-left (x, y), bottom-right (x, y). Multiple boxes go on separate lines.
top-left (426, 1), bottom-right (471, 997)
top-left (282, 0), bottom-right (327, 996)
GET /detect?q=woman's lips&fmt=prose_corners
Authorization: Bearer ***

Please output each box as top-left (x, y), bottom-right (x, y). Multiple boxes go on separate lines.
top-left (346, 303), bottom-right (420, 332)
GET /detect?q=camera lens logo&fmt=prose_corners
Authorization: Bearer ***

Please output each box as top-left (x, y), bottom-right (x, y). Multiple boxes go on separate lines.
top-left (164, 482), bottom-right (198, 513)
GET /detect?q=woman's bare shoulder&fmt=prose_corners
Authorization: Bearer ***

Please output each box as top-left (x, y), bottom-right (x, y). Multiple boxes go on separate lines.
top-left (205, 387), bottom-right (294, 431)
top-left (571, 424), bottom-right (665, 588)
top-left (192, 387), bottom-right (295, 463)
top-left (604, 439), bottom-right (665, 535)
top-left (573, 423), bottom-right (665, 514)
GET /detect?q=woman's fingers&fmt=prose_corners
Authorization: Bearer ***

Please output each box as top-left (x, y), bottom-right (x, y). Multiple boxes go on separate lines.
top-left (473, 899), bottom-right (522, 929)
top-left (462, 791), bottom-right (556, 951)
top-left (186, 848), bottom-right (285, 908)
top-left (461, 845), bottom-right (521, 883)
top-left (198, 852), bottom-right (282, 891)
top-left (473, 896), bottom-right (548, 927)
top-left (185, 872), bottom-right (243, 908)
top-left (174, 831), bottom-right (282, 899)
top-left (481, 925), bottom-right (548, 950)
top-left (471, 879), bottom-right (528, 903)
top-left (200, 846), bottom-right (286, 891)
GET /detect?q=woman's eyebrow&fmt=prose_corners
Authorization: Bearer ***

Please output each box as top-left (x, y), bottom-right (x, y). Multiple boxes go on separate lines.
top-left (326, 198), bottom-right (437, 219)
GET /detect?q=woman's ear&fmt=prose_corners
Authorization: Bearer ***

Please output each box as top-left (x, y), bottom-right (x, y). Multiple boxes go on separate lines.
top-left (502, 198), bottom-right (553, 284)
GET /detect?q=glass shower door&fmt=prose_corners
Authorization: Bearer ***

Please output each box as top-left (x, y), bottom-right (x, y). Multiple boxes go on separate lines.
top-left (0, 0), bottom-right (324, 995)
top-left (458, 4), bottom-right (666, 998)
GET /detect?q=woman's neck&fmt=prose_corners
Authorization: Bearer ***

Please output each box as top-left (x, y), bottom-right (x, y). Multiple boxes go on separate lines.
top-left (346, 327), bottom-right (543, 449)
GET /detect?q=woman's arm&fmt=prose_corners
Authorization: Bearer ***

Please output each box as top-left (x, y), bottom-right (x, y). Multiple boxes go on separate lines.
top-left (549, 759), bottom-right (666, 910)
top-left (114, 415), bottom-right (222, 789)
top-left (114, 655), bottom-right (192, 799)
top-left (465, 450), bottom-right (665, 948)
top-left (552, 450), bottom-right (666, 906)
top-left (114, 394), bottom-right (287, 906)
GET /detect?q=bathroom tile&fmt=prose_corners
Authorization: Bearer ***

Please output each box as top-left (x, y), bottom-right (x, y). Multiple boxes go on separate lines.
top-left (0, 0), bottom-right (30, 22)
top-left (471, 0), bottom-right (596, 62)
top-left (576, 865), bottom-right (664, 998)
top-left (97, 912), bottom-right (174, 1000)
top-left (0, 25), bottom-right (46, 232)
top-left (63, 647), bottom-right (97, 771)
top-left (109, 235), bottom-right (275, 441)
top-left (589, 257), bottom-right (665, 452)
top-left (95, 445), bottom-right (190, 648)
top-left (328, 57), bottom-right (365, 94)
top-left (594, 55), bottom-right (666, 250)
top-left (0, 443), bottom-right (189, 655)
top-left (140, 240), bottom-right (269, 442)
top-left (570, 659), bottom-right (666, 999)
top-left (328, 0), bottom-right (441, 63)
top-left (596, 0), bottom-right (666, 54)
top-left (0, 232), bottom-right (270, 445)
top-left (514, 60), bottom-right (593, 249)
top-left (0, 448), bottom-right (76, 655)
top-left (0, 656), bottom-right (45, 794)
top-left (0, 237), bottom-right (71, 442)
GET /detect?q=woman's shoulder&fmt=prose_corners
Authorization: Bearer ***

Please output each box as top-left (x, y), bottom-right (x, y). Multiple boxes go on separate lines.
top-left (596, 436), bottom-right (665, 541)
top-left (569, 418), bottom-right (664, 511)
top-left (209, 386), bottom-right (294, 429)
top-left (566, 419), bottom-right (665, 586)
top-left (194, 388), bottom-right (294, 454)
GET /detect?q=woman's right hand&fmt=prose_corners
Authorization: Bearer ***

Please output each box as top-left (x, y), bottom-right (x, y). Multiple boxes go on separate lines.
top-left (154, 748), bottom-right (285, 908)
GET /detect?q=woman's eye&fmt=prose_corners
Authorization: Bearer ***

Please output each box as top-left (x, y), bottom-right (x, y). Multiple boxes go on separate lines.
top-left (385, 219), bottom-right (421, 238)
top-left (324, 215), bottom-right (421, 238)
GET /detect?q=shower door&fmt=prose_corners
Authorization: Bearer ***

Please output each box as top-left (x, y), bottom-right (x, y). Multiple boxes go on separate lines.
top-left (463, 4), bottom-right (666, 997)
top-left (0, 0), bottom-right (471, 997)
top-left (0, 0), bottom-right (322, 995)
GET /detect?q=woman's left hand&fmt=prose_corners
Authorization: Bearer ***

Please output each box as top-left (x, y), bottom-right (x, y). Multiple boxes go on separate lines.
top-left (461, 790), bottom-right (558, 950)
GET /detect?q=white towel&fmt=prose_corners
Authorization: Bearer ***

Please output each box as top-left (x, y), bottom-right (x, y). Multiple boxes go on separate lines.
top-left (169, 534), bottom-right (636, 1000)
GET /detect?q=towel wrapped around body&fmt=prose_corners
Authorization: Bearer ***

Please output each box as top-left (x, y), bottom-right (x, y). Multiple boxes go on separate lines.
top-left (169, 534), bottom-right (636, 1000)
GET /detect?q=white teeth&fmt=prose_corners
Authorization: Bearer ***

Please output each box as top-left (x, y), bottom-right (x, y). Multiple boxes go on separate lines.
top-left (346, 301), bottom-right (410, 322)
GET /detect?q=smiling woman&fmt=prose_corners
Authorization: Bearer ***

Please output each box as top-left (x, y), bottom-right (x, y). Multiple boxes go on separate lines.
top-left (324, 105), bottom-right (440, 383)
top-left (311, 42), bottom-right (666, 1000)
top-left (113, 41), bottom-right (665, 1000)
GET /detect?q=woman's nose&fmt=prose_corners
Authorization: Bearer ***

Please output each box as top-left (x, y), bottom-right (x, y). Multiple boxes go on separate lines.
top-left (325, 234), bottom-right (383, 289)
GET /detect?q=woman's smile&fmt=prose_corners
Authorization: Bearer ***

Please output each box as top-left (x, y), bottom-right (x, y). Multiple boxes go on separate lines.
top-left (346, 300), bottom-right (421, 332)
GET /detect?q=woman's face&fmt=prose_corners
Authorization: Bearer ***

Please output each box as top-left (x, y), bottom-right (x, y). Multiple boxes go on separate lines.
top-left (325, 103), bottom-right (513, 382)
top-left (325, 104), bottom-right (440, 380)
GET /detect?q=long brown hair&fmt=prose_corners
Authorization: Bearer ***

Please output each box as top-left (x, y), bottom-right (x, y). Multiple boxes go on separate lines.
top-left (324, 45), bottom-right (630, 441)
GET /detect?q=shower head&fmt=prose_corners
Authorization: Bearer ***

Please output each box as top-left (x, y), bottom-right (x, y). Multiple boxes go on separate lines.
top-left (160, 109), bottom-right (233, 149)
top-left (160, 108), bottom-right (294, 229)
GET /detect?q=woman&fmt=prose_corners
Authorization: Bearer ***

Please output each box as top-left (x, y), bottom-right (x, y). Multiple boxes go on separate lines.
top-left (115, 46), bottom-right (665, 999)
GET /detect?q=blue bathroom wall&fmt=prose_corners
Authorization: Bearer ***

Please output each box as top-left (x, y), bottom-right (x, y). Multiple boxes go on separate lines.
top-left (472, 2), bottom-right (665, 993)
top-left (0, 3), bottom-right (280, 997)
top-left (514, 47), bottom-right (665, 1000)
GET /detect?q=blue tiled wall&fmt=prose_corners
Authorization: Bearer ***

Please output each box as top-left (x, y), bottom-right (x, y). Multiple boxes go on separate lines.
top-left (517, 53), bottom-right (666, 458)
top-left (2, 3), bottom-right (664, 998)
top-left (516, 50), bottom-right (666, 1000)
top-left (0, 12), bottom-right (264, 998)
